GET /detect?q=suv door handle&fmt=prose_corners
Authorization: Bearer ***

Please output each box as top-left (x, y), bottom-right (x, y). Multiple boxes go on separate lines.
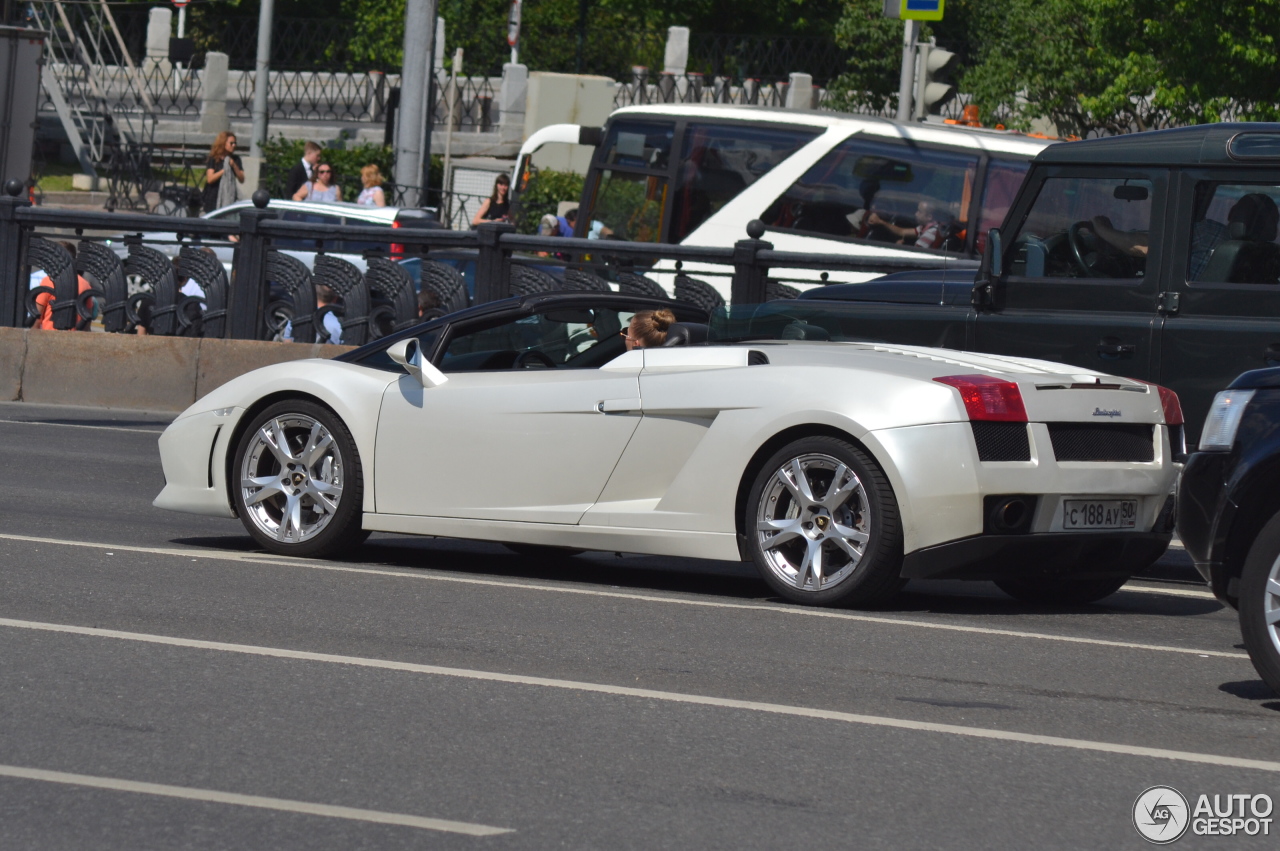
top-left (1097, 338), bottom-right (1136, 359)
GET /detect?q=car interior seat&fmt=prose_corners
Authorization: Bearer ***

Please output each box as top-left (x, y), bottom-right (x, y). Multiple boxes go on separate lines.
top-left (662, 322), bottom-right (709, 347)
top-left (1201, 220), bottom-right (1280, 283)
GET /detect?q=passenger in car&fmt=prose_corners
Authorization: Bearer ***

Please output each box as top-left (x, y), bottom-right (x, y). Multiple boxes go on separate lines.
top-left (868, 200), bottom-right (948, 249)
top-left (621, 308), bottom-right (675, 350)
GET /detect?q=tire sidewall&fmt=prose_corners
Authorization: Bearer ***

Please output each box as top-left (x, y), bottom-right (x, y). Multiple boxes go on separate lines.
top-left (745, 436), bottom-right (903, 606)
top-left (1239, 511), bottom-right (1280, 695)
top-left (232, 399), bottom-right (364, 557)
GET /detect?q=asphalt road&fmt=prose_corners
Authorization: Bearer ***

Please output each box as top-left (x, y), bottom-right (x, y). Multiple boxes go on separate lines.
top-left (0, 400), bottom-right (1276, 849)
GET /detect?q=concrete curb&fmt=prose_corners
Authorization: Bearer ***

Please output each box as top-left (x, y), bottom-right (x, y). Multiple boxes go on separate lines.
top-left (0, 327), bottom-right (354, 412)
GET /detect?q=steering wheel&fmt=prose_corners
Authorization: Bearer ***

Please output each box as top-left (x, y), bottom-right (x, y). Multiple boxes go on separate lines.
top-left (514, 349), bottom-right (556, 369)
top-left (1067, 220), bottom-right (1104, 277)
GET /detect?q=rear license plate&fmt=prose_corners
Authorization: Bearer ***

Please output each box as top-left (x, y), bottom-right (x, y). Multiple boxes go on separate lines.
top-left (1062, 499), bottom-right (1137, 530)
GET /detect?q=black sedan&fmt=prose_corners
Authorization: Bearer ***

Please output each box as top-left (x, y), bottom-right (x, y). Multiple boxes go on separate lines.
top-left (1178, 366), bottom-right (1280, 693)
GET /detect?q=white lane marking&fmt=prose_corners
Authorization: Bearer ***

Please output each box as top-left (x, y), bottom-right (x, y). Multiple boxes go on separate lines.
top-left (0, 763), bottom-right (511, 836)
top-left (0, 418), bottom-right (162, 435)
top-left (0, 532), bottom-right (1243, 660)
top-left (1, 616), bottom-right (1276, 775)
top-left (1118, 584), bottom-right (1217, 600)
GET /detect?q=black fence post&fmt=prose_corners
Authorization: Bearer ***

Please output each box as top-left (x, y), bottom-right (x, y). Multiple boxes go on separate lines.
top-left (475, 221), bottom-right (516, 304)
top-left (0, 180), bottom-right (31, 328)
top-left (229, 190), bottom-right (277, 340)
top-left (731, 220), bottom-right (773, 305)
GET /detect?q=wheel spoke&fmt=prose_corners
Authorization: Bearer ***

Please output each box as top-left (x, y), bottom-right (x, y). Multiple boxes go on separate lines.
top-left (1266, 606), bottom-right (1280, 625)
top-left (303, 425), bottom-right (334, 468)
top-left (242, 475), bottom-right (284, 506)
top-left (821, 464), bottom-right (853, 508)
top-left (1267, 578), bottom-right (1280, 600)
top-left (781, 459), bottom-right (816, 506)
top-left (808, 541), bottom-right (824, 590)
top-left (277, 493), bottom-right (302, 541)
top-left (757, 517), bottom-right (803, 549)
top-left (829, 533), bottom-right (864, 567)
top-left (307, 480), bottom-right (342, 514)
top-left (262, 420), bottom-right (295, 466)
top-left (832, 522), bottom-right (870, 544)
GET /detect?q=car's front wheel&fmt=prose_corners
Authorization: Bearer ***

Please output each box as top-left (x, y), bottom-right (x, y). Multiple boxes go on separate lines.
top-left (1239, 512), bottom-right (1280, 696)
top-left (745, 436), bottom-right (904, 607)
top-left (233, 400), bottom-right (366, 558)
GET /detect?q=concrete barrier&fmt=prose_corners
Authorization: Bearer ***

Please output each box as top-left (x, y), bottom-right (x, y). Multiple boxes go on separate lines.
top-left (0, 327), bottom-right (354, 412)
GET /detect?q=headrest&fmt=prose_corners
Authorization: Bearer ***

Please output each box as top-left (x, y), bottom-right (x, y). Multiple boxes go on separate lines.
top-left (1228, 220), bottom-right (1249, 241)
top-left (662, 322), bottom-right (709, 347)
top-left (780, 321), bottom-right (830, 341)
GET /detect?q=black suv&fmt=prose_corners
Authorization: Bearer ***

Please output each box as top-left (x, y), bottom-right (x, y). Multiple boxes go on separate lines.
top-left (799, 123), bottom-right (1280, 444)
top-left (1178, 366), bottom-right (1280, 694)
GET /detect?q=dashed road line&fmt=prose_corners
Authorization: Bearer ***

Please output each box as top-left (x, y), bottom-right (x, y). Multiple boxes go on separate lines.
top-left (0, 616), bottom-right (1275, 774)
top-left (0, 532), bottom-right (1244, 659)
top-left (0, 763), bottom-right (511, 836)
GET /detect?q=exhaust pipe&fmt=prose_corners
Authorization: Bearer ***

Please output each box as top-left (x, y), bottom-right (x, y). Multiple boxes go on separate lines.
top-left (986, 496), bottom-right (1035, 534)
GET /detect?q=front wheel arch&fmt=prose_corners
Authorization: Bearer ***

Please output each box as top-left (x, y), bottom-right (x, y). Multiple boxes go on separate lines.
top-left (224, 391), bottom-right (345, 515)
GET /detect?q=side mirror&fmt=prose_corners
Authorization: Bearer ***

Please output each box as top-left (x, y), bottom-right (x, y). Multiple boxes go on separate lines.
top-left (387, 338), bottom-right (449, 388)
top-left (972, 228), bottom-right (1004, 309)
top-left (988, 228), bottom-right (1004, 278)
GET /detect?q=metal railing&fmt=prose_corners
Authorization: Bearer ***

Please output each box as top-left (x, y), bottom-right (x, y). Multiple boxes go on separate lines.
top-left (0, 185), bottom-right (969, 345)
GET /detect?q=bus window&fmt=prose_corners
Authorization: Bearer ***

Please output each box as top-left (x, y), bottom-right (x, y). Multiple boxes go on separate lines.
top-left (761, 137), bottom-right (979, 253)
top-left (975, 159), bottom-right (1030, 253)
top-left (587, 171), bottom-right (668, 242)
top-left (600, 121), bottom-right (674, 171)
top-left (670, 123), bottom-right (819, 243)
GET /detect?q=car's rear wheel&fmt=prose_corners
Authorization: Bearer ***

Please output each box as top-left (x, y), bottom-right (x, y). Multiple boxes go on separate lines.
top-left (1239, 512), bottom-right (1280, 696)
top-left (233, 400), bottom-right (365, 558)
top-left (994, 573), bottom-right (1130, 605)
top-left (745, 436), bottom-right (903, 607)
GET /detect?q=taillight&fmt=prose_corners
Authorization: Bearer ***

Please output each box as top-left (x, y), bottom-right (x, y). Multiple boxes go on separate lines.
top-left (934, 374), bottom-right (1028, 422)
top-left (390, 220), bottom-right (404, 259)
top-left (1155, 384), bottom-right (1183, 426)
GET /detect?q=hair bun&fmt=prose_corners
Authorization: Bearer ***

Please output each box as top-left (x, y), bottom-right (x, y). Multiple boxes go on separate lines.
top-left (653, 308), bottom-right (676, 331)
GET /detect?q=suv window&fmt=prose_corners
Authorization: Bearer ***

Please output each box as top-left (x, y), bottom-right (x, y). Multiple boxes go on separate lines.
top-left (975, 159), bottom-right (1030, 253)
top-left (439, 307), bottom-right (635, 372)
top-left (670, 123), bottom-right (819, 243)
top-left (761, 137), bottom-right (978, 252)
top-left (1187, 183), bottom-right (1280, 284)
top-left (1007, 175), bottom-right (1155, 279)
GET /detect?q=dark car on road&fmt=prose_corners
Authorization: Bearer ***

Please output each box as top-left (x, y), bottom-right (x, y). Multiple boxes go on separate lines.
top-left (1179, 366), bottom-right (1280, 694)
top-left (797, 123), bottom-right (1280, 445)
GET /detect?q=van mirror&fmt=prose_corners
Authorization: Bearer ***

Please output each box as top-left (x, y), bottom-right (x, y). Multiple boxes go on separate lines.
top-left (988, 228), bottom-right (1004, 278)
top-left (387, 338), bottom-right (449, 388)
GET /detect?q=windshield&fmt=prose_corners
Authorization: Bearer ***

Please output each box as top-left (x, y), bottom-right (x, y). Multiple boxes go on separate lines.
top-left (708, 302), bottom-right (897, 344)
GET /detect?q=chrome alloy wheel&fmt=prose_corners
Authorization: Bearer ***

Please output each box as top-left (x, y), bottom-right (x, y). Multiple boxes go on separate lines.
top-left (755, 453), bottom-right (871, 593)
top-left (239, 414), bottom-right (345, 543)
top-left (1266, 553), bottom-right (1280, 658)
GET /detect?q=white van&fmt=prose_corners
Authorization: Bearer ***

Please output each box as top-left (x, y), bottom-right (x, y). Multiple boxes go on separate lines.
top-left (515, 104), bottom-right (1056, 295)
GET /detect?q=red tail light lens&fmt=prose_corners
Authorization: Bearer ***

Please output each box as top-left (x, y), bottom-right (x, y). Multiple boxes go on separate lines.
top-left (934, 374), bottom-right (1028, 422)
top-left (390, 220), bottom-right (404, 259)
top-left (1152, 383), bottom-right (1184, 425)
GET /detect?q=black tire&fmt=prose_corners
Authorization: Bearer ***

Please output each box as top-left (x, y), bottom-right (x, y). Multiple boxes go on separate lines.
top-left (994, 573), bottom-right (1130, 605)
top-left (744, 436), bottom-right (904, 607)
top-left (503, 543), bottom-right (585, 559)
top-left (232, 399), bottom-right (365, 558)
top-left (1239, 511), bottom-right (1280, 696)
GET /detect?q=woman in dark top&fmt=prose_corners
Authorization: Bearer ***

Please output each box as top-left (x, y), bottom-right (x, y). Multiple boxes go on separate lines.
top-left (202, 132), bottom-right (245, 214)
top-left (471, 173), bottom-right (511, 226)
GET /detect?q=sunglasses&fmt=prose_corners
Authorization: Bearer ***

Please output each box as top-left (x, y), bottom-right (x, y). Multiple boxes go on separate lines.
top-left (317, 169), bottom-right (332, 174)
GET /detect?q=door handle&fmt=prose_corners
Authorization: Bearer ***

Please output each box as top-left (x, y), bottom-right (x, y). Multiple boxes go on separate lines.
top-left (1265, 343), bottom-right (1280, 365)
top-left (1097, 338), bottom-right (1136, 359)
top-left (596, 398), bottom-right (642, 414)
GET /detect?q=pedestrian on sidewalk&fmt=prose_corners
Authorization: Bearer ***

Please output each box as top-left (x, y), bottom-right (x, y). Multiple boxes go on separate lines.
top-left (356, 165), bottom-right (388, 207)
top-left (202, 132), bottom-right (244, 214)
top-left (285, 141), bottom-right (323, 199)
top-left (293, 163), bottom-right (341, 203)
top-left (33, 241), bottom-right (94, 331)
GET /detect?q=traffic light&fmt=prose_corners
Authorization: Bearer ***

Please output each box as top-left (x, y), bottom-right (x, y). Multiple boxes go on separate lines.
top-left (914, 42), bottom-right (957, 119)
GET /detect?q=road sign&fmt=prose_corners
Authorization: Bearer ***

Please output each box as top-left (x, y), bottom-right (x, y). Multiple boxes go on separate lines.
top-left (171, 0), bottom-right (191, 7)
top-left (884, 0), bottom-right (944, 21)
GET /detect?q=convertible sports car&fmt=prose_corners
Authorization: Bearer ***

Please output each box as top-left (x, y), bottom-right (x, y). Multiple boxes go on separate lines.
top-left (155, 292), bottom-right (1183, 607)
